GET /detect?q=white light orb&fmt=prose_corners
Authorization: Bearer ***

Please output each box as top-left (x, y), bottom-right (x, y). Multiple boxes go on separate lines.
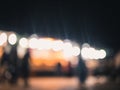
top-left (63, 49), bottom-right (73, 58)
top-left (72, 46), bottom-right (80, 56)
top-left (82, 43), bottom-right (90, 48)
top-left (0, 33), bottom-right (7, 46)
top-left (81, 47), bottom-right (90, 60)
top-left (8, 33), bottom-right (17, 45)
top-left (63, 42), bottom-right (73, 58)
top-left (63, 42), bottom-right (72, 48)
top-left (19, 37), bottom-right (28, 48)
top-left (37, 39), bottom-right (46, 50)
top-left (93, 50), bottom-right (100, 60)
top-left (81, 47), bottom-right (96, 60)
top-left (99, 49), bottom-right (106, 59)
top-left (17, 45), bottom-right (27, 59)
top-left (37, 39), bottom-right (53, 50)
top-left (88, 47), bottom-right (96, 59)
top-left (28, 38), bottom-right (38, 49)
top-left (52, 40), bottom-right (64, 51)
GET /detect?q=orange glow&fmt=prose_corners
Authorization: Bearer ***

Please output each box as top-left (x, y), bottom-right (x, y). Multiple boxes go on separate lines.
top-left (0, 46), bottom-right (3, 58)
top-left (30, 49), bottom-right (69, 68)
top-left (28, 37), bottom-right (80, 72)
top-left (85, 60), bottom-right (99, 70)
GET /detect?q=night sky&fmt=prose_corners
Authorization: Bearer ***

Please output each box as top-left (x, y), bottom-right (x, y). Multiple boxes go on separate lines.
top-left (0, 0), bottom-right (120, 53)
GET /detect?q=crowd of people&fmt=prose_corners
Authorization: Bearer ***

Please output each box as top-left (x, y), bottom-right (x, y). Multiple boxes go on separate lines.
top-left (0, 45), bottom-right (89, 86)
top-left (0, 44), bottom-right (120, 87)
top-left (0, 45), bottom-right (30, 87)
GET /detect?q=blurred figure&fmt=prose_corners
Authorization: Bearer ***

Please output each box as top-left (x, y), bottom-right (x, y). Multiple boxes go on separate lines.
top-left (21, 48), bottom-right (31, 87)
top-left (0, 47), bottom-right (10, 83)
top-left (8, 45), bottom-right (19, 84)
top-left (56, 62), bottom-right (62, 76)
top-left (0, 47), bottom-right (9, 66)
top-left (67, 62), bottom-right (73, 76)
top-left (76, 57), bottom-right (88, 84)
top-left (110, 52), bottom-right (120, 83)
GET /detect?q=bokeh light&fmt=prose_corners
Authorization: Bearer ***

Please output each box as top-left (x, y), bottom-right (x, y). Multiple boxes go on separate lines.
top-left (81, 46), bottom-right (106, 60)
top-left (52, 40), bottom-right (64, 51)
top-left (82, 43), bottom-right (90, 48)
top-left (99, 49), bottom-right (106, 59)
top-left (0, 32), bottom-right (7, 46)
top-left (38, 39), bottom-right (53, 50)
top-left (72, 46), bottom-right (80, 56)
top-left (28, 38), bottom-right (38, 49)
top-left (81, 47), bottom-right (90, 60)
top-left (19, 37), bottom-right (28, 48)
top-left (63, 42), bottom-right (73, 58)
top-left (8, 33), bottom-right (17, 45)
top-left (17, 45), bottom-right (27, 59)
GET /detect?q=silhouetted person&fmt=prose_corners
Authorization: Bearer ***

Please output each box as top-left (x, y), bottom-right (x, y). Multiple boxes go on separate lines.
top-left (77, 57), bottom-right (88, 84)
top-left (9, 45), bottom-right (19, 84)
top-left (1, 49), bottom-right (9, 66)
top-left (56, 62), bottom-right (62, 76)
top-left (67, 62), bottom-right (73, 76)
top-left (21, 49), bottom-right (30, 86)
top-left (0, 48), bottom-right (9, 83)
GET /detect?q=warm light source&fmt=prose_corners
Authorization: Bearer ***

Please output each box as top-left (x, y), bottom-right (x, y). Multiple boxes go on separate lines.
top-left (81, 44), bottom-right (106, 60)
top-left (0, 32), bottom-right (7, 46)
top-left (52, 40), bottom-right (64, 51)
top-left (37, 39), bottom-right (53, 50)
top-left (8, 33), bottom-right (17, 45)
top-left (72, 46), bottom-right (80, 56)
top-left (28, 38), bottom-right (38, 49)
top-left (81, 47), bottom-right (90, 60)
top-left (19, 37), bottom-right (28, 48)
top-left (99, 49), bottom-right (106, 59)
top-left (63, 42), bottom-right (73, 58)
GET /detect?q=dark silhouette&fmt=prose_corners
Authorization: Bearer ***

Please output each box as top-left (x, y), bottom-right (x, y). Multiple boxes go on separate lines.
top-left (21, 48), bottom-right (31, 86)
top-left (76, 57), bottom-right (88, 84)
top-left (8, 45), bottom-right (19, 84)
top-left (0, 47), bottom-right (9, 66)
top-left (67, 62), bottom-right (73, 76)
top-left (56, 62), bottom-right (62, 76)
top-left (0, 48), bottom-right (10, 82)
